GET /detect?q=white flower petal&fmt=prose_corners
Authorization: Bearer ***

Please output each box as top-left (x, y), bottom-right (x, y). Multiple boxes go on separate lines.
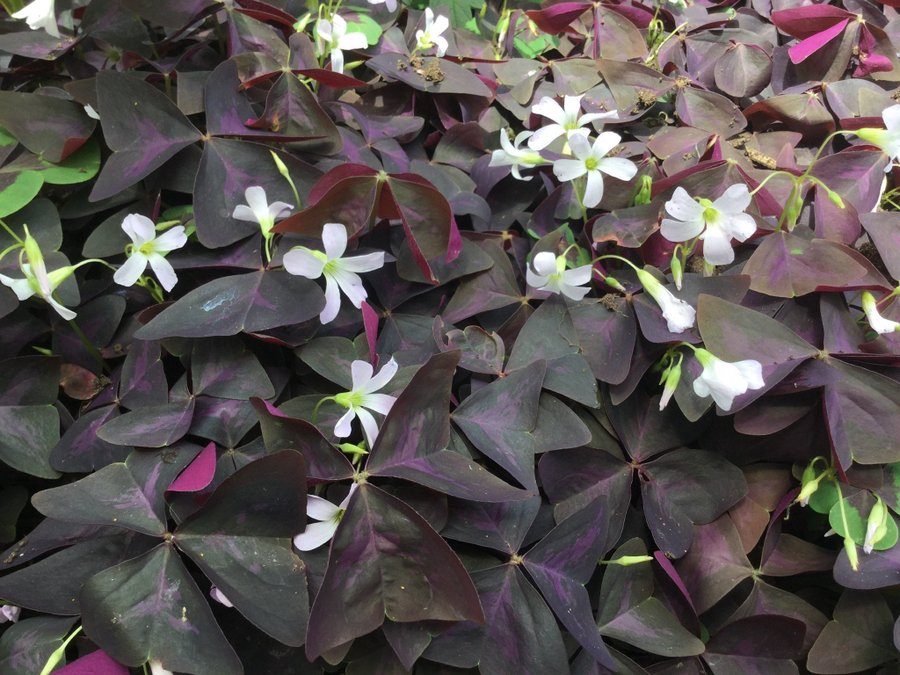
top-left (560, 282), bottom-right (591, 301)
top-left (567, 131), bottom-right (593, 160)
top-left (527, 124), bottom-right (565, 151)
top-left (283, 248), bottom-right (326, 279)
top-left (433, 35), bottom-right (449, 57)
top-left (660, 217), bottom-right (705, 243)
top-left (700, 227), bottom-right (736, 266)
top-left (0, 274), bottom-right (35, 301)
top-left (713, 183), bottom-right (751, 214)
top-left (147, 254), bottom-right (179, 292)
top-left (884, 104), bottom-right (900, 131)
top-left (350, 360), bottom-right (375, 391)
top-left (583, 169), bottom-right (604, 208)
top-left (243, 186), bottom-right (271, 224)
top-left (532, 97), bottom-right (569, 127)
top-left (339, 31), bottom-right (369, 51)
top-left (563, 95), bottom-right (583, 123)
top-left (231, 205), bottom-right (258, 223)
top-left (153, 226), bottom-right (188, 253)
top-left (113, 252), bottom-right (149, 288)
top-left (526, 269), bottom-right (549, 289)
top-left (317, 18), bottom-right (333, 42)
top-left (733, 359), bottom-right (764, 390)
top-left (293, 520), bottom-right (339, 551)
top-left (531, 251), bottom-right (559, 277)
top-left (591, 131), bottom-right (622, 158)
top-left (210, 587), bottom-right (234, 608)
top-left (363, 357), bottom-right (398, 393)
top-left (356, 407), bottom-right (381, 449)
top-left (333, 407), bottom-right (356, 438)
top-left (553, 158), bottom-right (587, 183)
top-left (330, 47), bottom-right (345, 74)
top-left (431, 14), bottom-right (450, 36)
top-left (320, 275), bottom-right (342, 324)
top-left (665, 188), bottom-right (705, 221)
top-left (598, 157), bottom-right (638, 182)
top-left (322, 223), bottom-right (348, 260)
top-left (725, 213), bottom-right (757, 242)
top-left (47, 295), bottom-right (76, 321)
top-left (306, 494), bottom-right (342, 521)
top-left (266, 201), bottom-right (293, 223)
top-left (121, 214), bottom-right (156, 246)
top-left (337, 251), bottom-right (385, 273)
top-left (360, 393), bottom-right (396, 416)
top-left (331, 268), bottom-right (368, 309)
top-left (562, 264), bottom-right (593, 286)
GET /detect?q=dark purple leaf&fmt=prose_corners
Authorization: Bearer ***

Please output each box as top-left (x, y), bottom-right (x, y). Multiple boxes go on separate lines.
top-left (806, 591), bottom-right (897, 674)
top-left (539, 448), bottom-right (632, 527)
top-left (189, 396), bottom-right (258, 448)
top-left (367, 54), bottom-right (491, 98)
top-left (0, 91), bottom-right (95, 163)
top-left (191, 336), bottom-right (274, 399)
top-left (175, 452), bottom-right (308, 646)
top-left (97, 399), bottom-right (194, 448)
top-left (704, 616), bottom-right (805, 674)
top-left (305, 483), bottom-right (484, 660)
top-left (120, 0), bottom-right (215, 27)
top-left (641, 449), bottom-right (748, 558)
top-left (90, 72), bottom-right (202, 201)
top-left (441, 497), bottom-right (541, 555)
top-left (675, 87), bottom-right (746, 138)
top-left (252, 398), bottom-right (354, 482)
top-left (80, 544), bottom-right (242, 673)
top-left (522, 498), bottom-right (616, 669)
top-left (860, 212), bottom-right (900, 280)
top-left (506, 297), bottom-right (598, 407)
top-left (368, 351), bottom-right (529, 501)
top-left (606, 388), bottom-right (705, 462)
top-left (451, 363), bottom-right (546, 490)
top-left (118, 339), bottom-right (167, 409)
top-left (50, 405), bottom-right (131, 472)
top-left (33, 444), bottom-right (198, 534)
top-left (0, 405), bottom-right (60, 479)
top-left (569, 300), bottom-right (637, 385)
top-left (674, 515), bottom-right (753, 613)
top-left (135, 270), bottom-right (324, 339)
top-left (0, 616), bottom-right (78, 675)
top-left (0, 531), bottom-right (156, 615)
top-left (714, 43), bottom-right (771, 98)
top-left (597, 539), bottom-right (705, 657)
top-left (423, 565), bottom-right (569, 675)
top-left (168, 442), bottom-right (217, 493)
top-left (193, 137), bottom-right (320, 248)
top-left (0, 356), bottom-right (60, 405)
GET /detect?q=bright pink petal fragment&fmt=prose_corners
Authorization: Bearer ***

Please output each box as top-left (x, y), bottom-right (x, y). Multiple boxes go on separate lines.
top-left (787, 19), bottom-right (848, 65)
top-left (56, 650), bottom-right (129, 675)
top-left (168, 442), bottom-right (217, 493)
top-left (361, 301), bottom-right (380, 368)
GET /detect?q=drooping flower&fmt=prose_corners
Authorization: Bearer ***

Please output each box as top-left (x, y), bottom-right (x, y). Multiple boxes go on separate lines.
top-left (368, 0), bottom-right (398, 10)
top-left (552, 132), bottom-right (638, 209)
top-left (858, 105), bottom-right (900, 172)
top-left (634, 268), bottom-right (695, 334)
top-left (282, 222), bottom-right (385, 324)
top-left (231, 186), bottom-right (293, 238)
top-left (113, 214), bottom-right (187, 293)
top-left (415, 8), bottom-right (449, 57)
top-left (316, 14), bottom-right (368, 74)
top-left (692, 348), bottom-right (764, 412)
top-left (332, 358), bottom-right (398, 448)
top-left (0, 605), bottom-right (20, 623)
top-left (526, 251), bottom-right (593, 301)
top-left (0, 229), bottom-right (77, 320)
top-left (293, 485), bottom-right (357, 551)
top-left (11, 0), bottom-right (59, 38)
top-left (660, 185), bottom-right (757, 266)
top-left (528, 95), bottom-right (618, 151)
top-left (861, 291), bottom-right (900, 334)
top-left (658, 358), bottom-right (682, 412)
top-left (489, 130), bottom-right (547, 180)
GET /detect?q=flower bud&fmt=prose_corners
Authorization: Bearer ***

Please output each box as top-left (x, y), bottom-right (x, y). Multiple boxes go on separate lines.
top-left (601, 554), bottom-right (654, 566)
top-left (670, 254), bottom-right (683, 291)
top-left (659, 360), bottom-right (681, 411)
top-left (603, 275), bottom-right (627, 293)
top-left (782, 184), bottom-right (804, 230)
top-left (797, 463), bottom-right (821, 507)
top-left (633, 175), bottom-right (653, 206)
top-left (270, 150), bottom-right (290, 179)
top-left (825, 187), bottom-right (845, 209)
top-left (844, 536), bottom-right (859, 571)
top-left (864, 496), bottom-right (890, 554)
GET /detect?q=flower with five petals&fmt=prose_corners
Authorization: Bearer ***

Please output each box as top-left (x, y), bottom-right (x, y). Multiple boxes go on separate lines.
top-left (552, 132), bottom-right (637, 209)
top-left (489, 130), bottom-right (547, 180)
top-left (231, 186), bottom-right (293, 238)
top-left (283, 222), bottom-right (384, 324)
top-left (527, 251), bottom-right (593, 301)
top-left (660, 185), bottom-right (757, 266)
top-left (415, 8), bottom-right (449, 57)
top-left (528, 95), bottom-right (618, 151)
top-left (316, 14), bottom-right (368, 74)
top-left (332, 359), bottom-right (398, 449)
top-left (113, 214), bottom-right (187, 292)
top-left (0, 228), bottom-right (80, 320)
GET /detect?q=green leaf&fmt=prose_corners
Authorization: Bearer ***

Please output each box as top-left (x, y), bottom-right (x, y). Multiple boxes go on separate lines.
top-left (0, 170), bottom-right (43, 218)
top-left (38, 139), bottom-right (101, 185)
top-left (347, 15), bottom-right (381, 45)
top-left (0, 126), bottom-right (16, 147)
top-left (829, 491), bottom-right (899, 551)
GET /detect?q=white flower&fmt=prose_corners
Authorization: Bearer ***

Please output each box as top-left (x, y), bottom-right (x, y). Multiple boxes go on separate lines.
top-left (552, 132), bottom-right (638, 209)
top-left (660, 185), bottom-right (757, 266)
top-left (231, 186), bottom-right (293, 238)
top-left (113, 215), bottom-right (187, 293)
top-left (83, 104), bottom-right (100, 120)
top-left (332, 358), bottom-right (398, 448)
top-left (489, 130), bottom-right (547, 180)
top-left (526, 251), bottom-right (593, 301)
top-left (316, 14), bottom-right (368, 74)
top-left (149, 660), bottom-right (173, 675)
top-left (293, 485), bottom-right (357, 551)
top-left (368, 0), bottom-right (398, 10)
top-left (857, 104), bottom-right (900, 172)
top-left (415, 8), bottom-right (449, 57)
top-left (0, 605), bottom-right (20, 623)
top-left (692, 348), bottom-right (764, 412)
top-left (634, 268), bottom-right (695, 333)
top-left (12, 0), bottom-right (59, 38)
top-left (0, 229), bottom-right (76, 320)
top-left (527, 95), bottom-right (618, 151)
top-left (209, 586), bottom-right (233, 608)
top-left (282, 222), bottom-right (384, 324)
top-left (861, 291), bottom-right (900, 334)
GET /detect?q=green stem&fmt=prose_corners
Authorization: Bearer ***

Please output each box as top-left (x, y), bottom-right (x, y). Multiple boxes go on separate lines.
top-left (0, 217), bottom-right (23, 243)
top-left (748, 170), bottom-right (798, 195)
top-left (312, 396), bottom-right (337, 425)
top-left (67, 318), bottom-right (107, 372)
